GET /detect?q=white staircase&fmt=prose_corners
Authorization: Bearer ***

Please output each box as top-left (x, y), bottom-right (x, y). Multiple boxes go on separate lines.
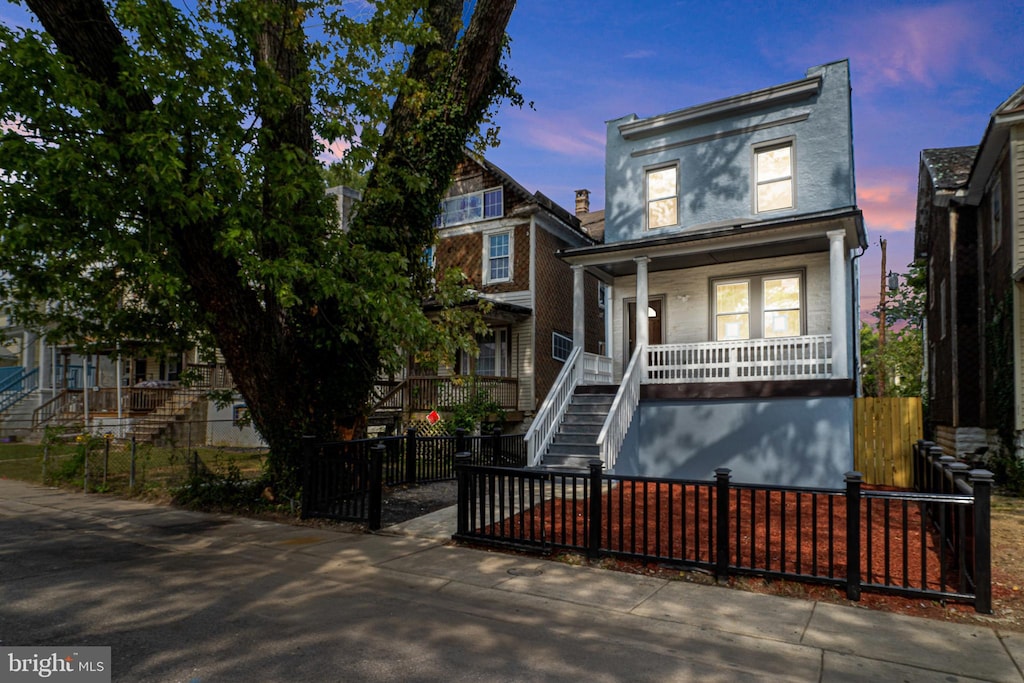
top-left (539, 388), bottom-right (615, 471)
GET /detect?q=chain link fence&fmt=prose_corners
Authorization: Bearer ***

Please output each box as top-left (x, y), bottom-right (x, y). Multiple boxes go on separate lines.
top-left (0, 420), bottom-right (268, 495)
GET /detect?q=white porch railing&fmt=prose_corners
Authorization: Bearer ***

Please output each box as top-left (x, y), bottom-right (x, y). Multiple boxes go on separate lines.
top-left (596, 344), bottom-right (644, 471)
top-left (582, 352), bottom-right (614, 384)
top-left (525, 346), bottom-right (585, 467)
top-left (646, 335), bottom-right (833, 383)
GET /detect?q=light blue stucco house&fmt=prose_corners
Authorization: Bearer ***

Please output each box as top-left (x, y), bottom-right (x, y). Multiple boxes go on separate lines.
top-left (525, 60), bottom-right (867, 488)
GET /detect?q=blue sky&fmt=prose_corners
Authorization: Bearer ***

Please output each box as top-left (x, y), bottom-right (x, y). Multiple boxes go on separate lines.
top-left (3, 0), bottom-right (1021, 318)
top-left (485, 0), bottom-right (1024, 318)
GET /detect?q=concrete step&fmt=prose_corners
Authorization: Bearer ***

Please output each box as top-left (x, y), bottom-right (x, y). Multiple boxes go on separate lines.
top-left (546, 442), bottom-right (599, 457)
top-left (540, 453), bottom-right (598, 471)
top-left (570, 394), bottom-right (615, 406)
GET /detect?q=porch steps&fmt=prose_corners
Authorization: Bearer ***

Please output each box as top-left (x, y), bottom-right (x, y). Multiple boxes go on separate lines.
top-left (541, 388), bottom-right (616, 472)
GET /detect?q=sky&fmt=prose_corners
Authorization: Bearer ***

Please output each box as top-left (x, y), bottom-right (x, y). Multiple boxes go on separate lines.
top-left (2, 0), bottom-right (1021, 321)
top-left (482, 0), bottom-right (1024, 321)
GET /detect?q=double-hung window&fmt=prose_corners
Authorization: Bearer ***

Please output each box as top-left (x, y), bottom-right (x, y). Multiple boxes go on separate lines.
top-left (646, 166), bottom-right (678, 229)
top-left (552, 331), bottom-right (573, 362)
top-left (713, 272), bottom-right (803, 340)
top-left (755, 142), bottom-right (794, 213)
top-left (436, 187), bottom-right (503, 227)
top-left (485, 230), bottom-right (511, 283)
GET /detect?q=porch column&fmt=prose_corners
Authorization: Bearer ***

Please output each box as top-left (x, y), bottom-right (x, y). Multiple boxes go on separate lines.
top-left (827, 230), bottom-right (849, 380)
top-left (572, 264), bottom-right (585, 349)
top-left (634, 256), bottom-right (650, 373)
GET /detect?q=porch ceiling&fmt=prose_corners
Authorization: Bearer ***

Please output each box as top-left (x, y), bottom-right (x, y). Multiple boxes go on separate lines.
top-left (558, 208), bottom-right (864, 277)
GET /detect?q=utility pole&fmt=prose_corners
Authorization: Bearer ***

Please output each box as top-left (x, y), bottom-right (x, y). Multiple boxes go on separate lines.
top-left (877, 238), bottom-right (887, 397)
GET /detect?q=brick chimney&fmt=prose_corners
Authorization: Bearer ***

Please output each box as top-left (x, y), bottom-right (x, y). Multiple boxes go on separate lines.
top-left (575, 189), bottom-right (590, 216)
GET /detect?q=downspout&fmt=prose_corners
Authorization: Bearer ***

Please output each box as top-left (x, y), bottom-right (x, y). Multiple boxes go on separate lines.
top-left (851, 244), bottom-right (866, 397)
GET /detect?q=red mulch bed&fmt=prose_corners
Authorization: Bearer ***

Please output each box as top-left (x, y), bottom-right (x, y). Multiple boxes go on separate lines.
top-left (487, 481), bottom-right (961, 594)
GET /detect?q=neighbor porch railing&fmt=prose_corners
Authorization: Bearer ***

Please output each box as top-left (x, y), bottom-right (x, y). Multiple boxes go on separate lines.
top-left (596, 344), bottom-right (643, 471)
top-left (371, 375), bottom-right (519, 414)
top-left (646, 334), bottom-right (832, 383)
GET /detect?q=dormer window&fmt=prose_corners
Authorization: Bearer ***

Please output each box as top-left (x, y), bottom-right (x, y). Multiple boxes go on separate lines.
top-left (435, 187), bottom-right (503, 227)
top-left (646, 166), bottom-right (678, 229)
top-left (755, 142), bottom-right (794, 213)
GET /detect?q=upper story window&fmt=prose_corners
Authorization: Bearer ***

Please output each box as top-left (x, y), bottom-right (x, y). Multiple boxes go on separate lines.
top-left (484, 229), bottom-right (512, 284)
top-left (435, 187), bottom-right (503, 227)
top-left (646, 166), bottom-right (678, 229)
top-left (713, 272), bottom-right (802, 341)
top-left (755, 142), bottom-right (794, 213)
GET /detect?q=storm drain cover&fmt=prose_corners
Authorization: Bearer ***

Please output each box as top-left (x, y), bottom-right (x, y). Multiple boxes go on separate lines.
top-left (507, 567), bottom-right (544, 577)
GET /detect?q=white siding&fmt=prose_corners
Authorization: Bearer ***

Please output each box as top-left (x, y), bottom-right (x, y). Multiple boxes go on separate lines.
top-left (511, 319), bottom-right (534, 412)
top-left (611, 253), bottom-right (832, 376)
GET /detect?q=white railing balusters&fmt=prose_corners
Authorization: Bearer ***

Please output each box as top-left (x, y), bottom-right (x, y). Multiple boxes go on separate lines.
top-left (645, 335), bottom-right (833, 383)
top-left (596, 344), bottom-right (644, 471)
top-left (525, 346), bottom-right (583, 467)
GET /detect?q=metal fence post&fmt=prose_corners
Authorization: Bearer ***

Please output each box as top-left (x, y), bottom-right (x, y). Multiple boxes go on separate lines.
top-left (715, 468), bottom-right (731, 579)
top-left (970, 469), bottom-right (994, 614)
top-left (42, 444), bottom-right (48, 482)
top-left (405, 427), bottom-right (418, 485)
top-left (368, 443), bottom-right (385, 531)
top-left (83, 439), bottom-right (89, 493)
top-left (129, 436), bottom-right (137, 493)
top-left (455, 452), bottom-right (472, 536)
top-left (456, 428), bottom-right (467, 456)
top-left (492, 427), bottom-right (502, 465)
top-left (103, 435), bottom-right (110, 486)
top-left (300, 435), bottom-right (316, 520)
top-left (845, 471), bottom-right (863, 601)
top-left (587, 459), bottom-right (603, 559)
top-left (926, 446), bottom-right (944, 492)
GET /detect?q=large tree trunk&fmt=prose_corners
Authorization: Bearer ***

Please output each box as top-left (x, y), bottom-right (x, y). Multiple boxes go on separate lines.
top-left (24, 0), bottom-right (517, 493)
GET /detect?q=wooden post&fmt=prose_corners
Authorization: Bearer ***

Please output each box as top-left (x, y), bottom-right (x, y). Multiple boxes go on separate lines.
top-left (877, 238), bottom-right (887, 397)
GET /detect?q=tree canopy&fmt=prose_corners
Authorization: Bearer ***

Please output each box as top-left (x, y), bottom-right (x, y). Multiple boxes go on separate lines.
top-left (861, 260), bottom-right (926, 398)
top-left (0, 0), bottom-right (518, 492)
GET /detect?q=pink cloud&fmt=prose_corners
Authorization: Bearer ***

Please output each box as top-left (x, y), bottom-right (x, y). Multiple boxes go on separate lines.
top-left (780, 2), bottom-right (1003, 93)
top-left (508, 109), bottom-right (605, 159)
top-left (858, 169), bottom-right (916, 233)
top-left (317, 137), bottom-right (351, 165)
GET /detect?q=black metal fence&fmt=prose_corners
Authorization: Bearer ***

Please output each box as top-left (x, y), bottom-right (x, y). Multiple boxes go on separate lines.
top-left (300, 428), bottom-right (526, 527)
top-left (453, 449), bottom-right (994, 613)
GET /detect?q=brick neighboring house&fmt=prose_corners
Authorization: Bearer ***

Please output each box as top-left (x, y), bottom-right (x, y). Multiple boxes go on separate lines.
top-left (535, 60), bottom-right (867, 487)
top-left (370, 153), bottom-right (607, 433)
top-left (915, 84), bottom-right (1024, 460)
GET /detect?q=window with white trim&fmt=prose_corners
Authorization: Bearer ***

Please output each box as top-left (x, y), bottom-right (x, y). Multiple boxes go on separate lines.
top-left (712, 272), bottom-right (803, 340)
top-left (484, 230), bottom-right (512, 283)
top-left (646, 166), bottom-right (677, 229)
top-left (598, 282), bottom-right (608, 310)
top-left (435, 187), bottom-right (503, 227)
top-left (552, 331), bottom-right (573, 362)
top-left (755, 142), bottom-right (794, 213)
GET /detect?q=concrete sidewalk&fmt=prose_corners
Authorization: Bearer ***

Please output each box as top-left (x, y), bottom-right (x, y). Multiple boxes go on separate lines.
top-left (2, 478), bottom-right (1022, 682)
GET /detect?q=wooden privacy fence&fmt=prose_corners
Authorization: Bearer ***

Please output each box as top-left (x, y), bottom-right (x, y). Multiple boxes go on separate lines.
top-left (854, 397), bottom-right (923, 487)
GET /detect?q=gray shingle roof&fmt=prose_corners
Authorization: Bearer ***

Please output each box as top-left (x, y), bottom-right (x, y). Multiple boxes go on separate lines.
top-left (921, 146), bottom-right (978, 190)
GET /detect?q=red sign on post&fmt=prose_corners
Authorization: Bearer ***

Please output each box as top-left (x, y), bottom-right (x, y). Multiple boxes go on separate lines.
top-left (426, 410), bottom-right (440, 425)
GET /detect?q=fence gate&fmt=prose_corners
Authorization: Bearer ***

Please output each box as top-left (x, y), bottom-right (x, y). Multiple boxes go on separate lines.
top-left (853, 397), bottom-right (923, 487)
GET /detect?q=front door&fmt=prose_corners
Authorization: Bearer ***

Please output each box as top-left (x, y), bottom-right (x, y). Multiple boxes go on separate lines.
top-left (626, 298), bottom-right (663, 365)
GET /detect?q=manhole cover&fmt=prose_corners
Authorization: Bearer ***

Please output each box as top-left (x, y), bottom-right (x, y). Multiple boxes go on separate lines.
top-left (507, 567), bottom-right (544, 577)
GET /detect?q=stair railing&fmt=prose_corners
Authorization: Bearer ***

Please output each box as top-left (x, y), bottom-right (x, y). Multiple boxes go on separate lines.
top-left (525, 345), bottom-right (584, 467)
top-left (596, 343), bottom-right (644, 471)
top-left (0, 367), bottom-right (39, 413)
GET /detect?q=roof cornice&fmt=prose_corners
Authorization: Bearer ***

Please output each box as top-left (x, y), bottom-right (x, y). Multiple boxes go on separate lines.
top-left (618, 75), bottom-right (823, 140)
